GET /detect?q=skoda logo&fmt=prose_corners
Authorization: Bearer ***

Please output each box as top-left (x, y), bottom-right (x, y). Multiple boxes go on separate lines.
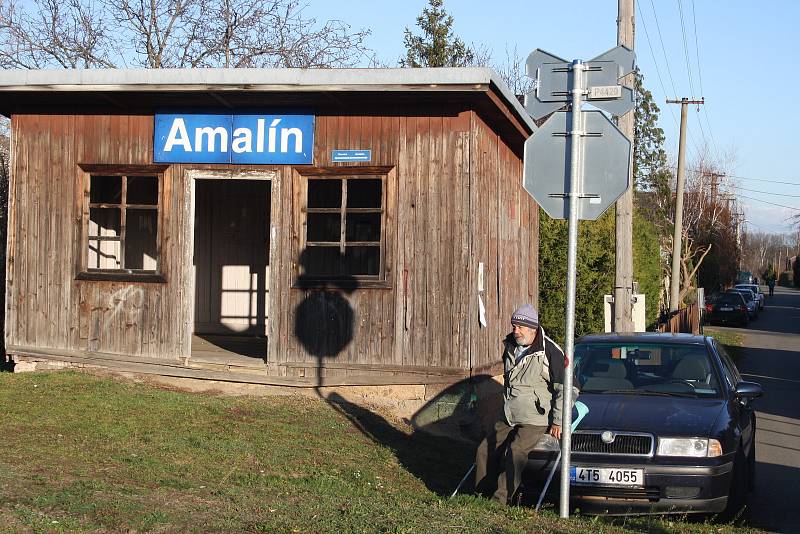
top-left (601, 431), bottom-right (615, 444)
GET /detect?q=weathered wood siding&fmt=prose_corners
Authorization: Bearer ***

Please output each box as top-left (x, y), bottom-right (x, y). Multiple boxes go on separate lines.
top-left (468, 113), bottom-right (539, 375)
top-left (273, 108), bottom-right (474, 378)
top-left (6, 114), bottom-right (189, 359)
top-left (6, 106), bottom-right (536, 378)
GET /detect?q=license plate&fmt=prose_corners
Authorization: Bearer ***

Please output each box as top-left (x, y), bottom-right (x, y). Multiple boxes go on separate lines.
top-left (570, 466), bottom-right (644, 487)
top-left (719, 307), bottom-right (733, 311)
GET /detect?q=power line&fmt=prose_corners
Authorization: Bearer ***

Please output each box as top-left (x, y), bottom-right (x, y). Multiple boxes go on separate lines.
top-left (737, 194), bottom-right (800, 212)
top-left (729, 174), bottom-right (800, 186)
top-left (646, 0), bottom-right (702, 157)
top-left (648, 0), bottom-right (679, 98)
top-left (677, 0), bottom-right (712, 152)
top-left (677, 0), bottom-right (696, 97)
top-left (690, 0), bottom-right (720, 156)
top-left (691, 0), bottom-right (704, 96)
top-left (636, 2), bottom-right (680, 130)
top-left (643, 164), bottom-right (800, 187)
top-left (731, 185), bottom-right (800, 198)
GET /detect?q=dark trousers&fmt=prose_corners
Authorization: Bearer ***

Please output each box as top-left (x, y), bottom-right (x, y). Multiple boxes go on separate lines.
top-left (474, 420), bottom-right (548, 504)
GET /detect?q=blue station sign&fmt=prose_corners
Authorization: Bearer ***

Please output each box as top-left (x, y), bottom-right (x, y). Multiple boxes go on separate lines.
top-left (154, 110), bottom-right (314, 164)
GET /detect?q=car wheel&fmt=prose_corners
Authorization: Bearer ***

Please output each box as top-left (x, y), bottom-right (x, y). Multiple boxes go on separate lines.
top-left (719, 447), bottom-right (749, 522)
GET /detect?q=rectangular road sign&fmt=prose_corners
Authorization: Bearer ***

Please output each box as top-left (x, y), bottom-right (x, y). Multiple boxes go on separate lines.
top-left (588, 85), bottom-right (622, 99)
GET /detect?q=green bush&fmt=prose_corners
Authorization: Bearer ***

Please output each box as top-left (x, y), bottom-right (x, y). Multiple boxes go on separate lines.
top-left (779, 270), bottom-right (793, 287)
top-left (538, 209), bottom-right (615, 344)
top-left (633, 209), bottom-right (662, 329)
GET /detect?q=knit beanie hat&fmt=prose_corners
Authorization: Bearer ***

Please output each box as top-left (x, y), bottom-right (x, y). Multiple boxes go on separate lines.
top-left (511, 304), bottom-right (539, 328)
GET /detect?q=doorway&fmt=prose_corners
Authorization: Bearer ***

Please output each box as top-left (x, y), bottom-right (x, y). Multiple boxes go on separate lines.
top-left (192, 178), bottom-right (271, 363)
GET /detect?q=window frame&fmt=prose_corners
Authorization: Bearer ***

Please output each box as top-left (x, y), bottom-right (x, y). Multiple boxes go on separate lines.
top-left (76, 164), bottom-right (168, 283)
top-left (294, 166), bottom-right (394, 289)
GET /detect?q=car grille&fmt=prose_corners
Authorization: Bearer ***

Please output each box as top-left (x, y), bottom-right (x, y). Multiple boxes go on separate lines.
top-left (571, 485), bottom-right (660, 502)
top-left (571, 431), bottom-right (654, 457)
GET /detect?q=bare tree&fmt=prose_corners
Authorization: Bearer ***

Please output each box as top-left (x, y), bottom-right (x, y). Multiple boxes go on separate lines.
top-left (0, 0), bottom-right (372, 69)
top-left (106, 0), bottom-right (206, 68)
top-left (0, 0), bottom-right (115, 68)
top-left (490, 44), bottom-right (533, 99)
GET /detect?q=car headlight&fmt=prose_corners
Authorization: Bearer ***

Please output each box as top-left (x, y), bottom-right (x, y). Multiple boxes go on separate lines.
top-left (533, 433), bottom-right (560, 452)
top-left (657, 438), bottom-right (722, 457)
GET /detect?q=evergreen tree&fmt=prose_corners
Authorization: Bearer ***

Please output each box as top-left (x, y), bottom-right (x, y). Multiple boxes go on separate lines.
top-left (633, 68), bottom-right (670, 193)
top-left (538, 70), bottom-right (670, 339)
top-left (633, 207), bottom-right (663, 328)
top-left (401, 0), bottom-right (474, 67)
top-left (632, 70), bottom-right (672, 317)
top-left (538, 211), bottom-right (615, 343)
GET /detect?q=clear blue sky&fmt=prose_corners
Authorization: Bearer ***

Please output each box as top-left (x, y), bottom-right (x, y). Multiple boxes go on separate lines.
top-left (311, 0), bottom-right (800, 235)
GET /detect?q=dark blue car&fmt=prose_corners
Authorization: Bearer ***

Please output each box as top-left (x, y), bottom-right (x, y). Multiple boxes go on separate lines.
top-left (524, 332), bottom-right (762, 518)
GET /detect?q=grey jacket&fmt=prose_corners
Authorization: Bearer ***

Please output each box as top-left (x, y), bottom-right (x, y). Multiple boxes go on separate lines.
top-left (502, 327), bottom-right (578, 427)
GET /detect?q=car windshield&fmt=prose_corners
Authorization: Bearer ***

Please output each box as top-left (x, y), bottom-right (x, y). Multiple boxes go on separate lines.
top-left (574, 342), bottom-right (721, 397)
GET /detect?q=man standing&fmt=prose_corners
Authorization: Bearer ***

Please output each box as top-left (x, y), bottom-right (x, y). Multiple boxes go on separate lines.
top-left (474, 304), bottom-right (577, 504)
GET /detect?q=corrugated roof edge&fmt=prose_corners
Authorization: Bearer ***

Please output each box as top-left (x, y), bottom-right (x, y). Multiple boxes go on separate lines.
top-left (0, 67), bottom-right (535, 133)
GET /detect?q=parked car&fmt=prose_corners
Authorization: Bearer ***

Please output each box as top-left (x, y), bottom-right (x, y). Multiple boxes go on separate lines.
top-left (704, 292), bottom-right (749, 327)
top-left (728, 289), bottom-right (758, 320)
top-left (524, 333), bottom-right (762, 517)
top-left (735, 284), bottom-right (764, 310)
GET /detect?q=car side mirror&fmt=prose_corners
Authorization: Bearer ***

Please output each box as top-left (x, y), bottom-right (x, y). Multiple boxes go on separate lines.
top-left (735, 381), bottom-right (763, 399)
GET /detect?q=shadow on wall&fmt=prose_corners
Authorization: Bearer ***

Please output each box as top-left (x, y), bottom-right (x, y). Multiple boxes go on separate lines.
top-left (293, 248), bottom-right (357, 388)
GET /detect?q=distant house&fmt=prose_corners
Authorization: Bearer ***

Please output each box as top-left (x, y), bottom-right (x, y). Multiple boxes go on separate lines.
top-left (0, 68), bottom-right (538, 388)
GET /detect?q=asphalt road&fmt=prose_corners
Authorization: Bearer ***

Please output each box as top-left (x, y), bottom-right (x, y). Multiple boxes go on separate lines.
top-left (715, 285), bottom-right (800, 533)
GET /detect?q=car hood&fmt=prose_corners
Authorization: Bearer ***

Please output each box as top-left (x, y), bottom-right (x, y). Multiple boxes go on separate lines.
top-left (575, 393), bottom-right (726, 437)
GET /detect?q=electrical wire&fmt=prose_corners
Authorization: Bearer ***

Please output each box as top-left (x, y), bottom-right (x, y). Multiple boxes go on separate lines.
top-left (737, 194), bottom-right (800, 212)
top-left (645, 0), bottom-right (702, 157)
top-left (648, 0), bottom-right (680, 98)
top-left (691, 0), bottom-right (720, 156)
top-left (641, 164), bottom-right (800, 187)
top-left (677, 0), bottom-right (696, 97)
top-left (636, 2), bottom-right (680, 129)
top-left (731, 185), bottom-right (800, 198)
top-left (678, 0), bottom-right (712, 153)
top-left (728, 174), bottom-right (800, 186)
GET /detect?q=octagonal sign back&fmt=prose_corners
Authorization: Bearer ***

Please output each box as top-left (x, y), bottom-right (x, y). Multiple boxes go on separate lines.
top-left (523, 110), bottom-right (631, 220)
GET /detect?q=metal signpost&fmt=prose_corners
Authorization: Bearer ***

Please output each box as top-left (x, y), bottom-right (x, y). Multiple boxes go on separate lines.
top-left (522, 45), bottom-right (634, 519)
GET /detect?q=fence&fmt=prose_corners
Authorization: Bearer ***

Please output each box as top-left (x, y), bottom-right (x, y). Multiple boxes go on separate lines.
top-left (656, 304), bottom-right (701, 334)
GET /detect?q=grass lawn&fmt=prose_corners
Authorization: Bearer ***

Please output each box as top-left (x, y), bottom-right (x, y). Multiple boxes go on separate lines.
top-left (0, 371), bottom-right (762, 533)
top-left (703, 326), bottom-right (745, 349)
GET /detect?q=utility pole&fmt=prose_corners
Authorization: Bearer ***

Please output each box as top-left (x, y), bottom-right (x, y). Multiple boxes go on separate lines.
top-left (667, 97), bottom-right (704, 312)
top-left (614, 0), bottom-right (635, 331)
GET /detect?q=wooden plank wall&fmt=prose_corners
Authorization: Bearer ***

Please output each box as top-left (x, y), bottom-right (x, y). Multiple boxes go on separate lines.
top-left (273, 107), bottom-right (475, 378)
top-left (6, 114), bottom-right (190, 359)
top-left (6, 107), bottom-right (537, 378)
top-left (468, 113), bottom-right (539, 375)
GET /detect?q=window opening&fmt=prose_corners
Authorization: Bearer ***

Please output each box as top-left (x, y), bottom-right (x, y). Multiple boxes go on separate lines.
top-left (87, 174), bottom-right (159, 273)
top-left (304, 176), bottom-right (384, 279)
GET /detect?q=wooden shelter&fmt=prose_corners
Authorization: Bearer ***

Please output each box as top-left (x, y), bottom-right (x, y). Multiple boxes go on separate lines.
top-left (1, 68), bottom-right (539, 387)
